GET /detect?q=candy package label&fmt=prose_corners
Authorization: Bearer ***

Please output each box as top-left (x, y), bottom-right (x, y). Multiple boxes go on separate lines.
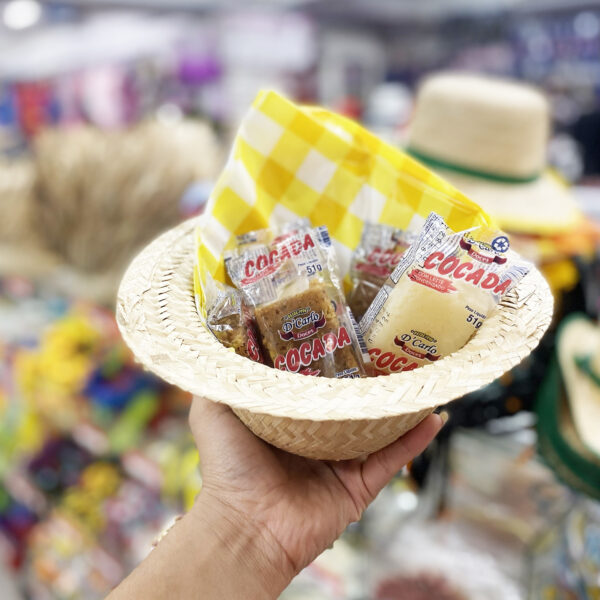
top-left (360, 213), bottom-right (531, 376)
top-left (227, 225), bottom-right (370, 379)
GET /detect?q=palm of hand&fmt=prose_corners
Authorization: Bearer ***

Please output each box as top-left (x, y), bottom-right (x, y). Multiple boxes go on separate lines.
top-left (190, 396), bottom-right (442, 576)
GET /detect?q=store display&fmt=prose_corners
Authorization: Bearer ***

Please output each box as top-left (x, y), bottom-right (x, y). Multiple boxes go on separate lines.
top-left (370, 521), bottom-right (523, 600)
top-left (375, 430), bottom-right (573, 599)
top-left (529, 497), bottom-right (600, 599)
top-left (376, 573), bottom-right (468, 600)
top-left (0, 280), bottom-right (199, 599)
top-left (281, 536), bottom-right (365, 600)
top-left (226, 225), bottom-right (368, 378)
top-left (533, 334), bottom-right (600, 595)
top-left (360, 212), bottom-right (531, 375)
top-left (447, 430), bottom-right (572, 550)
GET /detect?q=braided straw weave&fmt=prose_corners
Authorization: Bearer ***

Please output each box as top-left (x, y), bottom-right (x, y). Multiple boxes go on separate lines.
top-left (117, 217), bottom-right (553, 460)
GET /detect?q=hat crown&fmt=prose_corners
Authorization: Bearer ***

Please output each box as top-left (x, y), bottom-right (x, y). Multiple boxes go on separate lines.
top-left (408, 73), bottom-right (550, 179)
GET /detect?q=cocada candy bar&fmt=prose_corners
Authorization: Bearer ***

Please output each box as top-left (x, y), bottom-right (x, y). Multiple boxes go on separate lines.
top-left (359, 212), bottom-right (531, 376)
top-left (226, 225), bottom-right (370, 378)
top-left (204, 276), bottom-right (264, 364)
top-left (348, 223), bottom-right (416, 321)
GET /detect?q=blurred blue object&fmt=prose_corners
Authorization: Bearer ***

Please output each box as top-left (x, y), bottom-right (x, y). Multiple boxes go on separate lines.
top-left (84, 361), bottom-right (157, 412)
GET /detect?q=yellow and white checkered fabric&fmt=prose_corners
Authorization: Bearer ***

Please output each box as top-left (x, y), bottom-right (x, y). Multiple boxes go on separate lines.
top-left (195, 90), bottom-right (492, 317)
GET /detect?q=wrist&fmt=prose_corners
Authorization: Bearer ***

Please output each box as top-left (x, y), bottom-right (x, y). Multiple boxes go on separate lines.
top-left (190, 492), bottom-right (295, 599)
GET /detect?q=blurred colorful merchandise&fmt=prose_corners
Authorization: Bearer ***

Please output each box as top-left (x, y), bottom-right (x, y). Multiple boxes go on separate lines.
top-left (85, 347), bottom-right (153, 413)
top-left (22, 441), bottom-right (196, 599)
top-left (1, 294), bottom-right (193, 453)
top-left (0, 343), bottom-right (45, 474)
top-left (0, 280), bottom-right (200, 599)
top-left (134, 430), bottom-right (202, 512)
top-left (28, 438), bottom-right (93, 500)
top-left (15, 306), bottom-right (120, 432)
top-left (15, 82), bottom-right (59, 139)
top-left (510, 219), bottom-right (600, 299)
top-left (528, 499), bottom-right (600, 600)
top-left (58, 461), bottom-right (121, 534)
top-left (0, 488), bottom-right (39, 569)
top-left (27, 512), bottom-right (124, 600)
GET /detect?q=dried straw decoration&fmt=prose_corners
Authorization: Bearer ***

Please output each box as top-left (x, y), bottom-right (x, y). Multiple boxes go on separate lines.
top-left (0, 157), bottom-right (35, 244)
top-left (32, 120), bottom-right (221, 278)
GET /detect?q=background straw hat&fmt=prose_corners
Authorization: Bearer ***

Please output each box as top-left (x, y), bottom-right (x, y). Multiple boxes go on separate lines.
top-left (557, 314), bottom-right (600, 459)
top-left (407, 72), bottom-right (582, 235)
top-left (535, 314), bottom-right (600, 499)
top-left (117, 216), bottom-right (553, 460)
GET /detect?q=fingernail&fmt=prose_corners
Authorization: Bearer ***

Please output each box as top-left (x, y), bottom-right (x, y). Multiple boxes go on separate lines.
top-left (439, 411), bottom-right (449, 425)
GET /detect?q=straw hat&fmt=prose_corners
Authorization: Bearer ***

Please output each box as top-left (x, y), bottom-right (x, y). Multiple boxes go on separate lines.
top-left (536, 314), bottom-right (600, 499)
top-left (117, 216), bottom-right (553, 460)
top-left (556, 314), bottom-right (600, 459)
top-left (407, 73), bottom-right (582, 235)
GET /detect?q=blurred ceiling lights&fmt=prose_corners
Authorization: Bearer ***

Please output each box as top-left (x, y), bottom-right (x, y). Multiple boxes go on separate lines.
top-left (52, 0), bottom-right (319, 8)
top-left (3, 0), bottom-right (42, 30)
top-left (52, 0), bottom-right (600, 7)
top-left (304, 0), bottom-right (600, 20)
top-left (41, 0), bottom-right (600, 20)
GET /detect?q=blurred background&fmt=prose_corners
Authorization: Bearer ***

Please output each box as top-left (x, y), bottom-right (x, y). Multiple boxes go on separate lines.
top-left (0, 0), bottom-right (599, 598)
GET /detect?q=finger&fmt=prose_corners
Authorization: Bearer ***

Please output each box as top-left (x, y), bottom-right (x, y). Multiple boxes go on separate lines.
top-left (361, 413), bottom-right (444, 499)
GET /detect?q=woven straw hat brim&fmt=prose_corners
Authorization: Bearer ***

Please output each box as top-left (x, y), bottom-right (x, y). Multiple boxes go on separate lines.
top-left (557, 315), bottom-right (600, 459)
top-left (437, 169), bottom-right (581, 235)
top-left (117, 214), bottom-right (552, 415)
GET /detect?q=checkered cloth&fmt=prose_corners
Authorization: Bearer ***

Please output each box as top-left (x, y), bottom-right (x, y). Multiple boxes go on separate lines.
top-left (195, 90), bottom-right (492, 317)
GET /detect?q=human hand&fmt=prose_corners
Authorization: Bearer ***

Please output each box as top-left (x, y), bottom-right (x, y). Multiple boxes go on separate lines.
top-left (189, 396), bottom-right (444, 595)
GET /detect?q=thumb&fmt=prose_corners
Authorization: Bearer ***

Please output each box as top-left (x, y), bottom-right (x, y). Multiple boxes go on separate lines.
top-left (189, 395), bottom-right (270, 471)
top-left (189, 396), bottom-right (240, 458)
top-left (361, 413), bottom-right (444, 500)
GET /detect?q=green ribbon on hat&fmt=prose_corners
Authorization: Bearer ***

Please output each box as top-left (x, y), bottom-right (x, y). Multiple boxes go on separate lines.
top-left (575, 354), bottom-right (600, 389)
top-left (536, 354), bottom-right (600, 500)
top-left (406, 146), bottom-right (541, 185)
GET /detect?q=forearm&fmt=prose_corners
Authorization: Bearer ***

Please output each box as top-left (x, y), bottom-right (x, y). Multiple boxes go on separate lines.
top-left (107, 495), bottom-right (293, 600)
